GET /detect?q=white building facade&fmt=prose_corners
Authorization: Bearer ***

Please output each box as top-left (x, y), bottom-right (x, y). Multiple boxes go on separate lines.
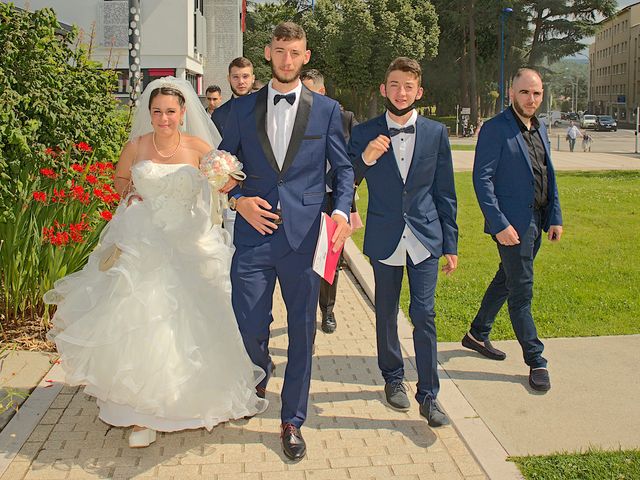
top-left (8, 0), bottom-right (243, 100)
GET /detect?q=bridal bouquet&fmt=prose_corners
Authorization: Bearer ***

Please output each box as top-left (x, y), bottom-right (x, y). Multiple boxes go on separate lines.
top-left (200, 149), bottom-right (246, 189)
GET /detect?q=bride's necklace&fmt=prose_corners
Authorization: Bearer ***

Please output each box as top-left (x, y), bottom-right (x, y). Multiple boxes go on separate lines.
top-left (152, 130), bottom-right (181, 159)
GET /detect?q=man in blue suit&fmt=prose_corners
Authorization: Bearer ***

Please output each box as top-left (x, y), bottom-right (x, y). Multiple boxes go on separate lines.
top-left (462, 68), bottom-right (563, 392)
top-left (350, 57), bottom-right (458, 428)
top-left (211, 56), bottom-right (255, 136)
top-left (212, 57), bottom-right (256, 240)
top-left (219, 22), bottom-right (354, 460)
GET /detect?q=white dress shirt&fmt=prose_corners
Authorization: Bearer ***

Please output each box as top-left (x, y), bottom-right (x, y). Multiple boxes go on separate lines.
top-left (265, 80), bottom-right (348, 221)
top-left (267, 80), bottom-right (303, 169)
top-left (379, 110), bottom-right (432, 266)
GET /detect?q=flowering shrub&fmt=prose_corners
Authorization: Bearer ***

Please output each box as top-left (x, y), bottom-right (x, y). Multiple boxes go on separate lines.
top-left (2, 142), bottom-right (120, 323)
top-left (0, 5), bottom-right (128, 326)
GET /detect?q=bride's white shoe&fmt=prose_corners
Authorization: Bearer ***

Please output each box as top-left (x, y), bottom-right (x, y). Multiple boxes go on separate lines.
top-left (128, 428), bottom-right (157, 448)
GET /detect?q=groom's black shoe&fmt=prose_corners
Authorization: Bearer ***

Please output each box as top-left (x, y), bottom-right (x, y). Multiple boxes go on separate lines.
top-left (461, 332), bottom-right (506, 361)
top-left (256, 386), bottom-right (266, 399)
top-left (281, 423), bottom-right (306, 460)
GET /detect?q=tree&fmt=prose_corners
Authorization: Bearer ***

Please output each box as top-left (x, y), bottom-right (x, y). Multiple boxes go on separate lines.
top-left (302, 0), bottom-right (439, 118)
top-left (243, 2), bottom-right (299, 82)
top-left (524, 0), bottom-right (616, 65)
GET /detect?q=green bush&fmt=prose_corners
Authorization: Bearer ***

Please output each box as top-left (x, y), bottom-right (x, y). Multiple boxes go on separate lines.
top-left (0, 4), bottom-right (128, 325)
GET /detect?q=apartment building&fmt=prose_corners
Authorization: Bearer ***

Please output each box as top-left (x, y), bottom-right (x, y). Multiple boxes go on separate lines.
top-left (8, 0), bottom-right (243, 100)
top-left (589, 1), bottom-right (640, 124)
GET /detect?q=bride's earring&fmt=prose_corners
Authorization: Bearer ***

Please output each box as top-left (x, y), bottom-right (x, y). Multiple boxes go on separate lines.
top-left (180, 120), bottom-right (184, 126)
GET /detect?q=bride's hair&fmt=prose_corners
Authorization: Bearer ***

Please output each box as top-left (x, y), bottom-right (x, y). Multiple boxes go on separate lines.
top-left (148, 86), bottom-right (186, 109)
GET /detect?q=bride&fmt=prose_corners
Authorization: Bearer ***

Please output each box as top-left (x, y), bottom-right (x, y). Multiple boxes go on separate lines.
top-left (44, 78), bottom-right (267, 448)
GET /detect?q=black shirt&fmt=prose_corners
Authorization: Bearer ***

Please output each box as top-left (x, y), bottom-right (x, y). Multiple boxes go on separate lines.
top-left (510, 106), bottom-right (548, 209)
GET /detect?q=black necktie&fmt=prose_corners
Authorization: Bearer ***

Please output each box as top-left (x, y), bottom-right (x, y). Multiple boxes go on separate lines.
top-left (389, 125), bottom-right (415, 137)
top-left (274, 92), bottom-right (296, 106)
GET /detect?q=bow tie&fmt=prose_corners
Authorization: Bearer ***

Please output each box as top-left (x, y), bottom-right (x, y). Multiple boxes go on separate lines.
top-left (274, 92), bottom-right (296, 106)
top-left (389, 125), bottom-right (415, 137)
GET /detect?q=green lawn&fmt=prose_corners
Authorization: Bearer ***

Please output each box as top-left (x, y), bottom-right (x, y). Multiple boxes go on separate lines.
top-left (450, 144), bottom-right (476, 151)
top-left (511, 449), bottom-right (640, 480)
top-left (352, 171), bottom-right (640, 341)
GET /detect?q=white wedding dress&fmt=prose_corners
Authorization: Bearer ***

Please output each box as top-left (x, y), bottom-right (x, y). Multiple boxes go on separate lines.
top-left (45, 160), bottom-right (267, 431)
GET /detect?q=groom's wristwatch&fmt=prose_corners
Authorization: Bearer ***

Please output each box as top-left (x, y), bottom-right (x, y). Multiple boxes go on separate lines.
top-left (229, 195), bottom-right (243, 211)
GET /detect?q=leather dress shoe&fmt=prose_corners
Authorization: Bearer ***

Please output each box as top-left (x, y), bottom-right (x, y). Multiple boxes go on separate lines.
top-left (281, 423), bottom-right (306, 460)
top-left (529, 367), bottom-right (551, 392)
top-left (461, 332), bottom-right (506, 360)
top-left (321, 312), bottom-right (337, 334)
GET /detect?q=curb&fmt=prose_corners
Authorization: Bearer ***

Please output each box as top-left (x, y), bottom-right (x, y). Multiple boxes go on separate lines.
top-left (0, 363), bottom-right (64, 478)
top-left (343, 239), bottom-right (523, 480)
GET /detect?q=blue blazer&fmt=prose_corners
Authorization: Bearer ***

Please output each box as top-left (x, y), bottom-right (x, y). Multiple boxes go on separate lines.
top-left (350, 114), bottom-right (458, 260)
top-left (473, 108), bottom-right (562, 237)
top-left (219, 85), bottom-right (354, 252)
top-left (212, 97), bottom-right (234, 135)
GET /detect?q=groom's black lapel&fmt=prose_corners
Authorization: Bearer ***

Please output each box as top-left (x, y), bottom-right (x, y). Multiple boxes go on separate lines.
top-left (280, 85), bottom-right (313, 178)
top-left (254, 86), bottom-right (280, 174)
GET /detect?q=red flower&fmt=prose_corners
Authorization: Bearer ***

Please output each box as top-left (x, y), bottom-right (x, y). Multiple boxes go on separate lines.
top-left (76, 142), bottom-right (93, 153)
top-left (86, 174), bottom-right (98, 185)
top-left (100, 210), bottom-right (113, 221)
top-left (44, 147), bottom-right (56, 157)
top-left (71, 164), bottom-right (85, 173)
top-left (104, 193), bottom-right (120, 204)
top-left (93, 187), bottom-right (104, 199)
top-left (102, 184), bottom-right (114, 193)
top-left (33, 191), bottom-right (47, 202)
top-left (39, 168), bottom-right (57, 179)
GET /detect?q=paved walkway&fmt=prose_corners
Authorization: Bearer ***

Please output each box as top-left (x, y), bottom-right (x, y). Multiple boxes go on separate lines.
top-left (438, 335), bottom-right (640, 457)
top-left (0, 270), bottom-right (488, 480)
top-left (451, 149), bottom-right (640, 171)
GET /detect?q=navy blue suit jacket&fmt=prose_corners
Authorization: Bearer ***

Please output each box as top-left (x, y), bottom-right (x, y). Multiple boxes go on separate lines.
top-left (219, 85), bottom-right (354, 252)
top-left (211, 97), bottom-right (234, 136)
top-left (350, 114), bottom-right (458, 260)
top-left (473, 108), bottom-right (562, 237)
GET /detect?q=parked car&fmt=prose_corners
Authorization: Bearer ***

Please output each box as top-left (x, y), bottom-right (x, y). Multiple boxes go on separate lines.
top-left (538, 111), bottom-right (562, 127)
top-left (567, 112), bottom-right (579, 121)
top-left (594, 115), bottom-right (617, 132)
top-left (581, 114), bottom-right (597, 129)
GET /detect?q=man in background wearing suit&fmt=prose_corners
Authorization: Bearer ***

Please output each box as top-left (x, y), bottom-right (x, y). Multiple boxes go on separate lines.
top-left (300, 68), bottom-right (358, 335)
top-left (212, 57), bottom-right (256, 239)
top-left (349, 57), bottom-right (458, 428)
top-left (462, 68), bottom-right (562, 392)
top-left (219, 22), bottom-right (354, 460)
top-left (205, 84), bottom-right (222, 118)
top-left (212, 56), bottom-right (255, 135)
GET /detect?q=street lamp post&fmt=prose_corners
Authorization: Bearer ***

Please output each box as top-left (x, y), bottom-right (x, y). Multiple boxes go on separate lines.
top-left (499, 7), bottom-right (513, 112)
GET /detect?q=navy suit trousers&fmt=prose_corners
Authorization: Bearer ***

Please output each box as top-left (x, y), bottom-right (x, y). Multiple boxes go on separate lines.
top-left (231, 227), bottom-right (320, 428)
top-left (371, 255), bottom-right (440, 403)
top-left (470, 210), bottom-right (547, 368)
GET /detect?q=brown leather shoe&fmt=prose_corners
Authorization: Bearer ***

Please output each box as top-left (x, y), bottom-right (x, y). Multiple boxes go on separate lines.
top-left (281, 423), bottom-right (306, 460)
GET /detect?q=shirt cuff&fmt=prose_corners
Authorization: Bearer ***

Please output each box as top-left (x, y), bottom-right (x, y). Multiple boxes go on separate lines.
top-left (331, 209), bottom-right (349, 222)
top-left (362, 153), bottom-right (377, 166)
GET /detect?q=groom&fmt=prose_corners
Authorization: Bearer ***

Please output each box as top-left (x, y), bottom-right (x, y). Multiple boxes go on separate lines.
top-left (219, 22), bottom-right (354, 460)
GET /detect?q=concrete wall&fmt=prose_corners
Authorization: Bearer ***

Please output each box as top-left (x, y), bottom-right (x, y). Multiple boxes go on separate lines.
top-left (203, 0), bottom-right (243, 100)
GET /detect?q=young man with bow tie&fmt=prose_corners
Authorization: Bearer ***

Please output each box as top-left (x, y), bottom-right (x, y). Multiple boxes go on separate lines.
top-left (349, 57), bottom-right (458, 428)
top-left (218, 22), bottom-right (354, 460)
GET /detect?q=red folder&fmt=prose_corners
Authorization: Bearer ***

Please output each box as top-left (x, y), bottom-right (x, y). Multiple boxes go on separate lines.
top-left (312, 213), bottom-right (343, 285)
